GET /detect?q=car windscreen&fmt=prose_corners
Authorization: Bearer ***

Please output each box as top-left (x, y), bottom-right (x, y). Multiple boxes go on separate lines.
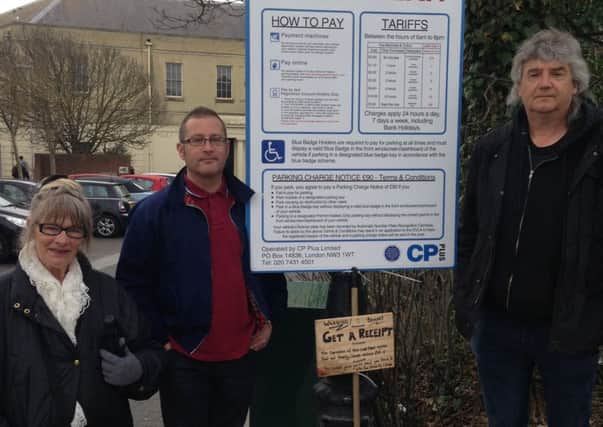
top-left (114, 184), bottom-right (130, 197)
top-left (0, 195), bottom-right (16, 207)
top-left (0, 183), bottom-right (34, 205)
top-left (133, 179), bottom-right (154, 191)
top-left (122, 180), bottom-right (146, 193)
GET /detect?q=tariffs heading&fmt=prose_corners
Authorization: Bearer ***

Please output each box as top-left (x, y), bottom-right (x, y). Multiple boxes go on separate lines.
top-left (272, 15), bottom-right (345, 30)
top-left (382, 18), bottom-right (429, 31)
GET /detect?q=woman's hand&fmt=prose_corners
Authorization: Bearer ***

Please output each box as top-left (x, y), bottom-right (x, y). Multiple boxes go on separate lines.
top-left (100, 341), bottom-right (143, 386)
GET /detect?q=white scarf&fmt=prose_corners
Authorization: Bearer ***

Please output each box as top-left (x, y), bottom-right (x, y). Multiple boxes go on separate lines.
top-left (18, 242), bottom-right (90, 427)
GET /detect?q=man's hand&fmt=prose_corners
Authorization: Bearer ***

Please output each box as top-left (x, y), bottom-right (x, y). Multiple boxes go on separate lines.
top-left (100, 341), bottom-right (143, 386)
top-left (250, 321), bottom-right (272, 351)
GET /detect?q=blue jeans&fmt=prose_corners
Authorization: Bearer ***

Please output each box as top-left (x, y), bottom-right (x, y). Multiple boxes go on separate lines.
top-left (471, 310), bottom-right (599, 427)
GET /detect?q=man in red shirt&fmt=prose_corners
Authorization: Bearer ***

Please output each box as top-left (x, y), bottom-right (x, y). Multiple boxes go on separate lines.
top-left (117, 106), bottom-right (283, 427)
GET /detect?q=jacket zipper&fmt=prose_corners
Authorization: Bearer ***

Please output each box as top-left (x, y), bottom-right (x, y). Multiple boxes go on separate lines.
top-left (184, 198), bottom-right (268, 322)
top-left (182, 199), bottom-right (211, 352)
top-left (505, 146), bottom-right (558, 310)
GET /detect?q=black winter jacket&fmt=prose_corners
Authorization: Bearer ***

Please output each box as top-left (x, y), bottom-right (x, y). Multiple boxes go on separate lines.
top-left (0, 254), bottom-right (164, 427)
top-left (454, 102), bottom-right (603, 354)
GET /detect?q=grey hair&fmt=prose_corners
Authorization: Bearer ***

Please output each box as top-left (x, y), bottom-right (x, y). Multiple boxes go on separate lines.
top-left (20, 179), bottom-right (94, 249)
top-left (178, 106), bottom-right (227, 143)
top-left (506, 28), bottom-right (592, 120)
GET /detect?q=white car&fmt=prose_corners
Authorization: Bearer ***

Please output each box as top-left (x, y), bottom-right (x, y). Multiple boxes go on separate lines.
top-left (0, 178), bottom-right (37, 207)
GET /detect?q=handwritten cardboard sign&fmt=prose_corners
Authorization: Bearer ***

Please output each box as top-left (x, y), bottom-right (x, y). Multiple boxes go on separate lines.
top-left (315, 312), bottom-right (395, 377)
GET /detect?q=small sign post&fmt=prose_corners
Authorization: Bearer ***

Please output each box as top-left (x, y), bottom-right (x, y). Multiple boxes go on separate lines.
top-left (315, 312), bottom-right (395, 377)
top-left (316, 267), bottom-right (395, 427)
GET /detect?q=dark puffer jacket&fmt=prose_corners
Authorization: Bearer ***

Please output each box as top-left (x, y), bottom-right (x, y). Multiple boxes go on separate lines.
top-left (0, 254), bottom-right (164, 427)
top-left (454, 102), bottom-right (603, 354)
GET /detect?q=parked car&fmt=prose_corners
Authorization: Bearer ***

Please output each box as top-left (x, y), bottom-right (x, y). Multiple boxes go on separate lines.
top-left (0, 179), bottom-right (37, 207)
top-left (76, 179), bottom-right (135, 238)
top-left (69, 174), bottom-right (153, 202)
top-left (141, 172), bottom-right (176, 185)
top-left (120, 174), bottom-right (169, 192)
top-left (0, 195), bottom-right (28, 260)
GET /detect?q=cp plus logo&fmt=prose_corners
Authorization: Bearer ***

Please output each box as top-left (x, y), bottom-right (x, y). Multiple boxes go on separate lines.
top-left (406, 244), bottom-right (439, 262)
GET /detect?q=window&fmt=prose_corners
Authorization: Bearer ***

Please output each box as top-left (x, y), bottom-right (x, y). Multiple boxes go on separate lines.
top-left (73, 62), bottom-right (88, 92)
top-left (133, 178), bottom-right (154, 191)
top-left (0, 183), bottom-right (28, 204)
top-left (82, 184), bottom-right (109, 198)
top-left (166, 63), bottom-right (182, 97)
top-left (216, 65), bottom-right (232, 99)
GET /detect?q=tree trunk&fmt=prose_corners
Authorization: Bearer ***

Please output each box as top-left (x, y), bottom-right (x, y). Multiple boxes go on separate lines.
top-left (48, 142), bottom-right (57, 176)
top-left (10, 132), bottom-right (22, 179)
top-left (48, 152), bottom-right (57, 176)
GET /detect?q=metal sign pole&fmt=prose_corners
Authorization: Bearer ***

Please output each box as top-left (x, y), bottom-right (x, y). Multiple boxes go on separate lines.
top-left (351, 268), bottom-right (361, 427)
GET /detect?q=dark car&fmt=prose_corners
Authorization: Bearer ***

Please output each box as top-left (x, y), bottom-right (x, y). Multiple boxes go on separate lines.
top-left (0, 195), bottom-right (28, 260)
top-left (0, 179), bottom-right (37, 207)
top-left (69, 174), bottom-right (153, 202)
top-left (76, 179), bottom-right (135, 238)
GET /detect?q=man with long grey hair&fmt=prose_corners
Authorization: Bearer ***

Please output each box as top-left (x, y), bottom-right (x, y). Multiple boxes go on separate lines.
top-left (455, 28), bottom-right (603, 426)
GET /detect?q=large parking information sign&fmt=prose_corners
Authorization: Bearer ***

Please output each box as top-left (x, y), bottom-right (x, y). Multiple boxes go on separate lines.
top-left (247, 0), bottom-right (464, 272)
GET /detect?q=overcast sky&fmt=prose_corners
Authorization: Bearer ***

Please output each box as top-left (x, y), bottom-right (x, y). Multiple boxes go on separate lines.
top-left (0, 0), bottom-right (37, 14)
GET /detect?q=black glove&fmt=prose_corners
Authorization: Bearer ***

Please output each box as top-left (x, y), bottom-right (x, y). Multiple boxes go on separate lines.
top-left (100, 339), bottom-right (143, 386)
top-left (100, 315), bottom-right (127, 356)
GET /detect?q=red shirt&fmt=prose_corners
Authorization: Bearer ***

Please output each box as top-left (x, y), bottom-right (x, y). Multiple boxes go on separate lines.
top-left (169, 176), bottom-right (254, 361)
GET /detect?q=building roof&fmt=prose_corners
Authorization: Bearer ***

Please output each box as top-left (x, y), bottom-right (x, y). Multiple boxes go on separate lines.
top-left (0, 0), bottom-right (245, 39)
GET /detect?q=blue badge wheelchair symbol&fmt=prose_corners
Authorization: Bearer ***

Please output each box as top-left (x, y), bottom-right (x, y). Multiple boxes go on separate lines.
top-left (262, 140), bottom-right (285, 164)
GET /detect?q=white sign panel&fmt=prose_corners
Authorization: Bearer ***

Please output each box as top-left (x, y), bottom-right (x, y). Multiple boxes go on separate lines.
top-left (247, 0), bottom-right (464, 272)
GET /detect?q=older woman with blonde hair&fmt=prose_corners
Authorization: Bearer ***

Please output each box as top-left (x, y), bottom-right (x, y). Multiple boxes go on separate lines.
top-left (0, 178), bottom-right (163, 427)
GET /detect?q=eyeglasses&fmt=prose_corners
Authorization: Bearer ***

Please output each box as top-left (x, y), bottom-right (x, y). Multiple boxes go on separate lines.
top-left (38, 223), bottom-right (86, 239)
top-left (181, 135), bottom-right (229, 147)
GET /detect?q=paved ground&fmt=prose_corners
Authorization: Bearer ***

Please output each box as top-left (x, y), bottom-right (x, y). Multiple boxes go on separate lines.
top-left (130, 395), bottom-right (163, 427)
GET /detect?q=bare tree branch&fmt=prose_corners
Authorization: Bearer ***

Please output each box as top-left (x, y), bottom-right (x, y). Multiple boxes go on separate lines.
top-left (0, 31), bottom-right (29, 177)
top-left (10, 28), bottom-right (160, 158)
top-left (151, 0), bottom-right (243, 29)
